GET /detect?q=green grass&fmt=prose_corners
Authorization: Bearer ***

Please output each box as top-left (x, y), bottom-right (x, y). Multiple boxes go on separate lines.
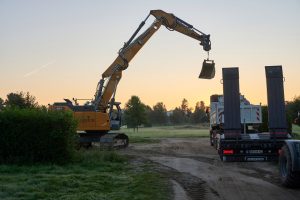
top-left (0, 150), bottom-right (171, 200)
top-left (124, 124), bottom-right (300, 142)
top-left (292, 124), bottom-right (300, 139)
top-left (122, 125), bottom-right (209, 143)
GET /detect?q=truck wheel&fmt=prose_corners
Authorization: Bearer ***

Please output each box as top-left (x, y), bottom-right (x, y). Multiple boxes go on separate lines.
top-left (210, 132), bottom-right (214, 146)
top-left (279, 145), bottom-right (300, 188)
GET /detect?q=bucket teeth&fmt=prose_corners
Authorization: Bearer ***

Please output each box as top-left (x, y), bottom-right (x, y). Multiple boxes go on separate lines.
top-left (199, 59), bottom-right (215, 79)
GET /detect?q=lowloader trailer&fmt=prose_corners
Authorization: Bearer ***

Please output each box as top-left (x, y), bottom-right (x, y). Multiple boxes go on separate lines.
top-left (209, 66), bottom-right (300, 187)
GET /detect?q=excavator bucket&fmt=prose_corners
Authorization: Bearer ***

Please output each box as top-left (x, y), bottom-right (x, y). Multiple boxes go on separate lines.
top-left (199, 59), bottom-right (215, 79)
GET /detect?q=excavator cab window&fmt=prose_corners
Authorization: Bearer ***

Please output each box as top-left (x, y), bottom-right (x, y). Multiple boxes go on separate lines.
top-left (109, 103), bottom-right (122, 130)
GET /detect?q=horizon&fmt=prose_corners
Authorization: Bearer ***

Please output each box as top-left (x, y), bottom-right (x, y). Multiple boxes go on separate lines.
top-left (1, 0), bottom-right (299, 110)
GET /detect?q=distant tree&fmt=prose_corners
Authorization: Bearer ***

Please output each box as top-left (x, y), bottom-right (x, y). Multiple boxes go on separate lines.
top-left (286, 96), bottom-right (300, 126)
top-left (123, 96), bottom-right (147, 132)
top-left (259, 105), bottom-right (293, 134)
top-left (169, 99), bottom-right (195, 125)
top-left (191, 101), bottom-right (208, 124)
top-left (24, 92), bottom-right (38, 108)
top-left (5, 93), bottom-right (25, 108)
top-left (258, 106), bottom-right (268, 132)
top-left (150, 102), bottom-right (168, 125)
top-left (0, 97), bottom-right (4, 110)
top-left (181, 98), bottom-right (193, 123)
top-left (5, 92), bottom-right (38, 109)
top-left (199, 101), bottom-right (206, 111)
top-left (144, 105), bottom-right (153, 127)
top-left (181, 98), bottom-right (188, 113)
top-left (169, 107), bottom-right (185, 124)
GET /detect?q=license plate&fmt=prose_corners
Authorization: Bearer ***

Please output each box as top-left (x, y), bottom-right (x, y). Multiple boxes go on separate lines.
top-left (246, 150), bottom-right (263, 154)
top-left (246, 157), bottom-right (265, 161)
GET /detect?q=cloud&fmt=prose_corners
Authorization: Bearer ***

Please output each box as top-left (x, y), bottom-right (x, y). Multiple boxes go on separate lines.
top-left (24, 60), bottom-right (56, 78)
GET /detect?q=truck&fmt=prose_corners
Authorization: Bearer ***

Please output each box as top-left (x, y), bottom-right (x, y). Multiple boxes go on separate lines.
top-left (209, 66), bottom-right (300, 187)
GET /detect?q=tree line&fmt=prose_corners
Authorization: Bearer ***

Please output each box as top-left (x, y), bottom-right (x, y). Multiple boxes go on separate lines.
top-left (123, 95), bottom-right (209, 131)
top-left (0, 92), bottom-right (38, 110)
top-left (123, 95), bottom-right (300, 131)
top-left (1, 92), bottom-right (300, 132)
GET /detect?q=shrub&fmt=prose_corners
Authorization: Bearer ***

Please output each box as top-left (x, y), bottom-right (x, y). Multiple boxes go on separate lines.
top-left (0, 108), bottom-right (77, 164)
top-left (258, 105), bottom-right (292, 134)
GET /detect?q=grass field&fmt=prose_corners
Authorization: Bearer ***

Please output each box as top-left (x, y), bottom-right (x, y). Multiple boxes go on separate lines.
top-left (124, 124), bottom-right (300, 142)
top-left (123, 125), bottom-right (210, 143)
top-left (0, 150), bottom-right (170, 200)
top-left (292, 124), bottom-right (300, 139)
top-left (2, 125), bottom-right (299, 199)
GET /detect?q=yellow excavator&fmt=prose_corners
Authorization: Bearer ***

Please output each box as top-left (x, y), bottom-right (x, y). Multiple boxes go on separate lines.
top-left (50, 10), bottom-right (215, 148)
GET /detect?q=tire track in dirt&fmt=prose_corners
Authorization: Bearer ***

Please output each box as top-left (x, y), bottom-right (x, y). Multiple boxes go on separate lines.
top-left (122, 138), bottom-right (300, 200)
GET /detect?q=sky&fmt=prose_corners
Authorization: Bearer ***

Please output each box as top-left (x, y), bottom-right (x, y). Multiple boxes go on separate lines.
top-left (1, 0), bottom-right (299, 110)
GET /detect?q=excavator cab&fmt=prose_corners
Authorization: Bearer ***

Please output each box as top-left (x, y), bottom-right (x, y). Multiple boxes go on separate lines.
top-left (199, 59), bottom-right (215, 79)
top-left (109, 102), bottom-right (122, 130)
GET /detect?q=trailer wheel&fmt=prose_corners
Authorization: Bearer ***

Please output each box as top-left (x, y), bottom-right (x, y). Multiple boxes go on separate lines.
top-left (210, 131), bottom-right (214, 146)
top-left (279, 145), bottom-right (300, 188)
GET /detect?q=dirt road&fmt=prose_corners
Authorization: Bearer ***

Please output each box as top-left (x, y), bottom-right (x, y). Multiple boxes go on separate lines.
top-left (122, 138), bottom-right (300, 200)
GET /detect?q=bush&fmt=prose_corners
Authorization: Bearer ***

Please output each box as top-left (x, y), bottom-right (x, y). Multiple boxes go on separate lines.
top-left (0, 108), bottom-right (77, 164)
top-left (258, 105), bottom-right (293, 134)
top-left (258, 106), bottom-right (268, 132)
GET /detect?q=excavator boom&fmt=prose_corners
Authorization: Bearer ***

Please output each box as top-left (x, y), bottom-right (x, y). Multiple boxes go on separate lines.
top-left (96, 10), bottom-right (215, 112)
top-left (50, 10), bottom-right (215, 149)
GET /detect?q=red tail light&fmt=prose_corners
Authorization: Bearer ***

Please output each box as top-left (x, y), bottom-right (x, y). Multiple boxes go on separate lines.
top-left (223, 149), bottom-right (234, 155)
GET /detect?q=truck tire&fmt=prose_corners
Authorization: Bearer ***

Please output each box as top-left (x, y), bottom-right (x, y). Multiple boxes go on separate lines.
top-left (279, 145), bottom-right (300, 188)
top-left (210, 131), bottom-right (214, 146)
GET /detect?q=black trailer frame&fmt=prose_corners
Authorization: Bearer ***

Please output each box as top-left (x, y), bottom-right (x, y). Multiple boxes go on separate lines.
top-left (214, 66), bottom-right (290, 161)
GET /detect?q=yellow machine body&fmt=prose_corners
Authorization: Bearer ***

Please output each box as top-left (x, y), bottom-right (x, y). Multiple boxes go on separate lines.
top-left (48, 104), bottom-right (110, 131)
top-left (74, 112), bottom-right (110, 131)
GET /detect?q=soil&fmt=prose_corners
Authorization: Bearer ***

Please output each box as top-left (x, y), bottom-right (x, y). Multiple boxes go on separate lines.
top-left (121, 138), bottom-right (300, 200)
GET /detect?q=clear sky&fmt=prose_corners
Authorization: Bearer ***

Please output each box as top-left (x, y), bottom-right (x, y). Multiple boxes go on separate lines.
top-left (1, 0), bottom-right (299, 110)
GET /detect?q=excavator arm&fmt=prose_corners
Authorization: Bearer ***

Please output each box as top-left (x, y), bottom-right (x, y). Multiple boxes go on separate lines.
top-left (150, 10), bottom-right (211, 51)
top-left (94, 10), bottom-right (215, 112)
top-left (94, 20), bottom-right (162, 111)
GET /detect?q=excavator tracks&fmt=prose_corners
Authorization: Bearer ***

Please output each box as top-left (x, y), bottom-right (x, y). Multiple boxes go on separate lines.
top-left (79, 132), bottom-right (129, 150)
top-left (99, 133), bottom-right (129, 150)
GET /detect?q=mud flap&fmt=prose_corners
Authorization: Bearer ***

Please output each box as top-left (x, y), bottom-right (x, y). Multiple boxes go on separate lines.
top-left (199, 59), bottom-right (215, 79)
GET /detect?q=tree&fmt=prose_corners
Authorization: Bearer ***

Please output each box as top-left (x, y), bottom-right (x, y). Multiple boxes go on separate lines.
top-left (181, 98), bottom-right (188, 113)
top-left (0, 97), bottom-right (4, 110)
top-left (150, 102), bottom-right (168, 125)
top-left (258, 106), bottom-right (268, 132)
top-left (24, 92), bottom-right (38, 108)
top-left (5, 92), bottom-right (38, 109)
top-left (180, 98), bottom-right (193, 123)
top-left (169, 107), bottom-right (185, 124)
top-left (286, 96), bottom-right (300, 126)
top-left (123, 96), bottom-right (147, 132)
top-left (5, 92), bottom-right (25, 108)
top-left (191, 101), bottom-right (208, 124)
top-left (169, 98), bottom-right (194, 125)
top-left (259, 105), bottom-right (293, 134)
top-left (144, 105), bottom-right (153, 127)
